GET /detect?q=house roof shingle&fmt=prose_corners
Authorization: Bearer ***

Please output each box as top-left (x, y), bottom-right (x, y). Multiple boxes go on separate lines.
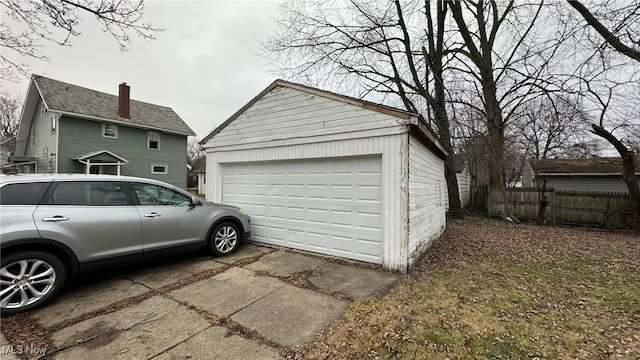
top-left (34, 75), bottom-right (195, 136)
top-left (530, 157), bottom-right (640, 174)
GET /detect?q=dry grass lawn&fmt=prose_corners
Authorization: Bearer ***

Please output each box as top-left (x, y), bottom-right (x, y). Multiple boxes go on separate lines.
top-left (302, 218), bottom-right (640, 359)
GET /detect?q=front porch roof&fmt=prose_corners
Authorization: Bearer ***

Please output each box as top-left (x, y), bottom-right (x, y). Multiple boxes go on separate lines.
top-left (8, 155), bottom-right (37, 163)
top-left (73, 150), bottom-right (129, 164)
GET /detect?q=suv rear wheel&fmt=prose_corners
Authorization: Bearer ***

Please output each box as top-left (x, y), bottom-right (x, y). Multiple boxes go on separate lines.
top-left (0, 251), bottom-right (66, 317)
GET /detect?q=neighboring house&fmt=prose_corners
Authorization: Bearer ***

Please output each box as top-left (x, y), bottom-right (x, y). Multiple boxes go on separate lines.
top-left (0, 136), bottom-right (16, 174)
top-left (201, 79), bottom-right (448, 273)
top-left (522, 157), bottom-right (640, 193)
top-left (455, 154), bottom-right (471, 207)
top-left (443, 154), bottom-right (471, 210)
top-left (11, 75), bottom-right (195, 188)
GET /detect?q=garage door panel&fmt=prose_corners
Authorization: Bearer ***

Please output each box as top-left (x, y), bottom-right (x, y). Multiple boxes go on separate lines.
top-left (269, 227), bottom-right (285, 241)
top-left (252, 224), bottom-right (267, 240)
top-left (222, 156), bottom-right (383, 263)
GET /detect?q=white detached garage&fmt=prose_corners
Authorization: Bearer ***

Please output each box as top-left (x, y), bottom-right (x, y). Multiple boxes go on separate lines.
top-left (200, 80), bottom-right (447, 272)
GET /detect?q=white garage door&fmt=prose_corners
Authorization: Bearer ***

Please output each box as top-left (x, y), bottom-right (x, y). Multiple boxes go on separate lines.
top-left (221, 156), bottom-right (383, 263)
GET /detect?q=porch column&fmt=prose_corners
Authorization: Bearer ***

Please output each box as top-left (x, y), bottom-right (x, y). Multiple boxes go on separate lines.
top-left (117, 164), bottom-right (121, 176)
top-left (86, 159), bottom-right (91, 174)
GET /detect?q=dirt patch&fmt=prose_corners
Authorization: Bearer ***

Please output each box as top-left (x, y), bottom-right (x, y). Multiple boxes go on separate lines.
top-left (279, 270), bottom-right (316, 289)
top-left (1, 313), bottom-right (50, 360)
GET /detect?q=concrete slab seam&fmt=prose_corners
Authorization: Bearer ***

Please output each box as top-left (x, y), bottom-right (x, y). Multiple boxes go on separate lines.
top-left (146, 325), bottom-right (213, 360)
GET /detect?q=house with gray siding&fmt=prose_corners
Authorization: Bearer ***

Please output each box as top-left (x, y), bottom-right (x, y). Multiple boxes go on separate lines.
top-left (522, 157), bottom-right (640, 193)
top-left (11, 75), bottom-right (195, 188)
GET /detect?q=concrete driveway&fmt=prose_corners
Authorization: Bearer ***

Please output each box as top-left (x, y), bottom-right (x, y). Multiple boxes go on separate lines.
top-left (1, 244), bottom-right (401, 359)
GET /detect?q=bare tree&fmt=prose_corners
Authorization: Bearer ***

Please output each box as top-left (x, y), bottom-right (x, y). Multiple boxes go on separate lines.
top-left (446, 0), bottom-right (563, 220)
top-left (0, 92), bottom-right (20, 139)
top-left (512, 94), bottom-right (592, 222)
top-left (567, 0), bottom-right (640, 62)
top-left (187, 136), bottom-right (204, 169)
top-left (265, 0), bottom-right (464, 216)
top-left (1, 0), bottom-right (163, 80)
top-left (563, 0), bottom-right (640, 214)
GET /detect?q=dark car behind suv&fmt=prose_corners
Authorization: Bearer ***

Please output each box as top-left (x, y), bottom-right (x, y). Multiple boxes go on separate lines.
top-left (0, 174), bottom-right (251, 316)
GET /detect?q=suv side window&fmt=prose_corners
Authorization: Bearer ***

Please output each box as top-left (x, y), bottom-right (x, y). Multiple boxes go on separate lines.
top-left (47, 182), bottom-right (128, 206)
top-left (0, 182), bottom-right (50, 205)
top-left (132, 182), bottom-right (191, 206)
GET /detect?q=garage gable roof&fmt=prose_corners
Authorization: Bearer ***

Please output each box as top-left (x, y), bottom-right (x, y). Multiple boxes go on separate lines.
top-left (199, 79), bottom-right (443, 156)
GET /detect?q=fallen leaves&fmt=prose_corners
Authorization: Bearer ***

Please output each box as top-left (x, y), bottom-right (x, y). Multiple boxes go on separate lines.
top-left (303, 218), bottom-right (640, 359)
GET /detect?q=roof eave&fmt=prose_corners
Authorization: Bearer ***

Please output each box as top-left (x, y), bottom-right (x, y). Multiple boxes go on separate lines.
top-left (54, 109), bottom-right (195, 136)
top-left (537, 172), bottom-right (639, 176)
top-left (408, 116), bottom-right (447, 160)
top-left (14, 77), bottom-right (42, 156)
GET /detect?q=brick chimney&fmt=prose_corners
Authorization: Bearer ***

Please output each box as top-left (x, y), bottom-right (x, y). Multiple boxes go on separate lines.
top-left (118, 82), bottom-right (130, 118)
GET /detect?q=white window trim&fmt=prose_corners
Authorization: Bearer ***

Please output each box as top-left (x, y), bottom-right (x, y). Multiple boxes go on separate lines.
top-left (51, 115), bottom-right (56, 133)
top-left (150, 163), bottom-right (168, 174)
top-left (102, 123), bottom-right (118, 139)
top-left (147, 131), bottom-right (161, 150)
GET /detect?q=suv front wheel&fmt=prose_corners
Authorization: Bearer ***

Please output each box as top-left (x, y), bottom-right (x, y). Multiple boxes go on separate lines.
top-left (208, 222), bottom-right (241, 256)
top-left (0, 251), bottom-right (66, 317)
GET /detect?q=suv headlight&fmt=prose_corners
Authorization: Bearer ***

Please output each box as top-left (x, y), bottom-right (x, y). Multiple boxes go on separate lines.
top-left (238, 209), bottom-right (249, 216)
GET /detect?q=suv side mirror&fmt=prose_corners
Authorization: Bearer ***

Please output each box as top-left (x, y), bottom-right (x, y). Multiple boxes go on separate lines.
top-left (190, 196), bottom-right (202, 207)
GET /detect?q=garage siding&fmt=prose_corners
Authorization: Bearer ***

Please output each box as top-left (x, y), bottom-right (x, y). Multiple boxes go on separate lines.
top-left (408, 136), bottom-right (446, 267)
top-left (206, 135), bottom-right (409, 270)
top-left (202, 81), bottom-right (446, 272)
top-left (210, 87), bottom-right (407, 151)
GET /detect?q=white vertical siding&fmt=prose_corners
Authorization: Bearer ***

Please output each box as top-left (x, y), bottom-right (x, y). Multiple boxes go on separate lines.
top-left (407, 136), bottom-right (446, 268)
top-left (444, 170), bottom-right (471, 211)
top-left (457, 170), bottom-right (471, 207)
top-left (205, 134), bottom-right (408, 271)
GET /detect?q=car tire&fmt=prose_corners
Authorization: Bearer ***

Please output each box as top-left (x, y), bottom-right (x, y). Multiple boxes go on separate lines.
top-left (208, 222), bottom-right (241, 256)
top-left (0, 251), bottom-right (66, 317)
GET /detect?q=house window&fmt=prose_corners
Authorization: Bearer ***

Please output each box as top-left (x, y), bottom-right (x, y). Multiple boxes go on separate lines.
top-left (102, 123), bottom-right (118, 139)
top-left (150, 164), bottom-right (168, 174)
top-left (147, 131), bottom-right (161, 150)
top-left (41, 103), bottom-right (48, 117)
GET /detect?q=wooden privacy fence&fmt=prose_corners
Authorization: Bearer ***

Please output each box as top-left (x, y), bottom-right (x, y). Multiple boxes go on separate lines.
top-left (476, 187), bottom-right (633, 227)
top-left (470, 185), bottom-right (489, 210)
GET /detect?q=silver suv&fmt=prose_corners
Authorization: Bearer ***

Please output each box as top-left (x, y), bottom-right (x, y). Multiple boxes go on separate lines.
top-left (0, 174), bottom-right (251, 316)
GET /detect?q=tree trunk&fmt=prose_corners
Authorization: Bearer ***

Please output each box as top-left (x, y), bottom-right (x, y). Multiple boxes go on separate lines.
top-left (481, 72), bottom-right (515, 221)
top-left (591, 124), bottom-right (640, 215)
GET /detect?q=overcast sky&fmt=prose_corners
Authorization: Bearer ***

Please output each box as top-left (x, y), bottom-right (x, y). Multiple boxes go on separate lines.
top-left (1, 0), bottom-right (282, 139)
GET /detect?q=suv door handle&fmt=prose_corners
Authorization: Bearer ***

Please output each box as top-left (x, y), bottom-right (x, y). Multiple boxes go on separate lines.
top-left (42, 216), bottom-right (70, 222)
top-left (144, 212), bottom-right (161, 218)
